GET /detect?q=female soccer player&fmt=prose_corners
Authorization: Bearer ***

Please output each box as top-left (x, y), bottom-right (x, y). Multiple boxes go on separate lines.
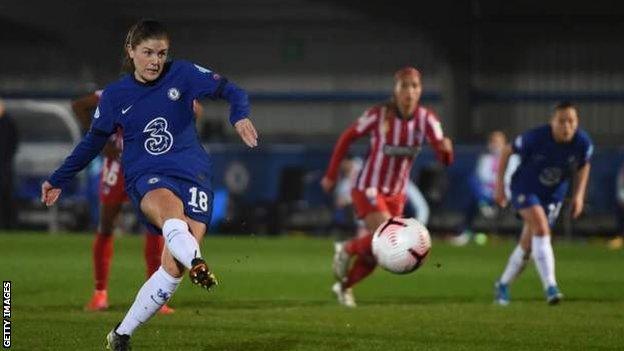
top-left (493, 102), bottom-right (593, 306)
top-left (321, 67), bottom-right (454, 307)
top-left (41, 20), bottom-right (257, 350)
top-left (73, 92), bottom-right (202, 313)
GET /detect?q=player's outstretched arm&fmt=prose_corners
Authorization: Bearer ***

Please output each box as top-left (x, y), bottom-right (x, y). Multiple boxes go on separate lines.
top-left (494, 144), bottom-right (513, 208)
top-left (435, 137), bottom-right (454, 166)
top-left (234, 118), bottom-right (258, 148)
top-left (571, 163), bottom-right (591, 219)
top-left (43, 130), bottom-right (110, 207)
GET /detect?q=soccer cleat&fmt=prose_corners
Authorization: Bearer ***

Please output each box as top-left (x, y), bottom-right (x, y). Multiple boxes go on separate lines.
top-left (332, 282), bottom-right (356, 308)
top-left (449, 230), bottom-right (472, 247)
top-left (105, 324), bottom-right (131, 351)
top-left (546, 286), bottom-right (563, 305)
top-left (332, 242), bottom-right (351, 282)
top-left (494, 281), bottom-right (510, 306)
top-left (158, 304), bottom-right (175, 315)
top-left (189, 258), bottom-right (218, 290)
top-left (85, 290), bottom-right (109, 311)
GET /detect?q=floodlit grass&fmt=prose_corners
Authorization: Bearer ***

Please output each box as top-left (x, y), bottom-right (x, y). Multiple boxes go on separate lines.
top-left (0, 232), bottom-right (622, 350)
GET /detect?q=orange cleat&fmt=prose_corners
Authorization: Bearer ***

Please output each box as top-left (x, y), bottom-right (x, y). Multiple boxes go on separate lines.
top-left (85, 290), bottom-right (109, 311)
top-left (158, 304), bottom-right (175, 315)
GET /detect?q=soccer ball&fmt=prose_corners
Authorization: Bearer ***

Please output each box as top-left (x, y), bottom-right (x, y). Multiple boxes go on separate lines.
top-left (371, 217), bottom-right (431, 274)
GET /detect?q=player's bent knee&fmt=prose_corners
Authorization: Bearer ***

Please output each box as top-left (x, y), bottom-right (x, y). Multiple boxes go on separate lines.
top-left (141, 189), bottom-right (185, 227)
top-left (161, 250), bottom-right (185, 278)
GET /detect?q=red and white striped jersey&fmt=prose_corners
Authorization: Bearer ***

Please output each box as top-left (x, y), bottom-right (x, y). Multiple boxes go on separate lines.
top-left (325, 104), bottom-right (450, 196)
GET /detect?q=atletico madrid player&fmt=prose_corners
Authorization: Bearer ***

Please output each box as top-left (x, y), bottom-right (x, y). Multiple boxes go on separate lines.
top-left (321, 66), bottom-right (454, 307)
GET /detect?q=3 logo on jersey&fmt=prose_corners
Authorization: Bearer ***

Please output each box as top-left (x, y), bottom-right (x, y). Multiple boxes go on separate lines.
top-left (539, 167), bottom-right (562, 186)
top-left (143, 117), bottom-right (173, 155)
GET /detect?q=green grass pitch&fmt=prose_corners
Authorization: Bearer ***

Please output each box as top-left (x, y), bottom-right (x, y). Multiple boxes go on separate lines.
top-left (0, 232), bottom-right (623, 350)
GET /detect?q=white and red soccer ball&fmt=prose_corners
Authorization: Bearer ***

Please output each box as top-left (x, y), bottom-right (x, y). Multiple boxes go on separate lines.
top-left (371, 217), bottom-right (431, 274)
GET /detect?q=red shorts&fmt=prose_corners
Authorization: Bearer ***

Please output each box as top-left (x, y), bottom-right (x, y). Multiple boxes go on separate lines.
top-left (351, 188), bottom-right (406, 219)
top-left (99, 157), bottom-right (129, 205)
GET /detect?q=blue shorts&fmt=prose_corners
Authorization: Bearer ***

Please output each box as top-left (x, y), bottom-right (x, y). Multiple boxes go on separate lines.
top-left (127, 174), bottom-right (214, 234)
top-left (510, 192), bottom-right (563, 227)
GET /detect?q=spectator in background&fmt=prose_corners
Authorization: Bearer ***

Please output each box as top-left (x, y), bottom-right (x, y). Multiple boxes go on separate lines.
top-left (608, 161), bottom-right (624, 250)
top-left (405, 180), bottom-right (430, 226)
top-left (0, 100), bottom-right (19, 229)
top-left (451, 130), bottom-right (507, 246)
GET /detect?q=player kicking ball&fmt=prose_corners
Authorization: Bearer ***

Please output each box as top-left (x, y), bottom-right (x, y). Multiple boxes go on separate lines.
top-left (41, 20), bottom-right (258, 350)
top-left (493, 102), bottom-right (593, 306)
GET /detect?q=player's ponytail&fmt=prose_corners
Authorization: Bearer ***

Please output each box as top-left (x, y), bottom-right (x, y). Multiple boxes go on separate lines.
top-left (121, 19), bottom-right (170, 74)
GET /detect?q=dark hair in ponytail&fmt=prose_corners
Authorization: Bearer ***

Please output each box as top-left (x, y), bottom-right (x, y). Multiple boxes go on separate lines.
top-left (121, 19), bottom-right (169, 73)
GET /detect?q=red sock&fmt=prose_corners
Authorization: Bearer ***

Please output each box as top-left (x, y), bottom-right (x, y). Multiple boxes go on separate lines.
top-left (144, 233), bottom-right (164, 279)
top-left (93, 233), bottom-right (114, 291)
top-left (345, 232), bottom-right (373, 256)
top-left (344, 254), bottom-right (377, 288)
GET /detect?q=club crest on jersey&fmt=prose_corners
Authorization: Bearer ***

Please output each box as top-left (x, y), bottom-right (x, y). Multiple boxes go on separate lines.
top-left (168, 87), bottom-right (181, 101)
top-left (539, 167), bottom-right (562, 186)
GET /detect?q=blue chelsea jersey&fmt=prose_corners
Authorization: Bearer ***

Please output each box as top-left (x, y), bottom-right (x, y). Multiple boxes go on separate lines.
top-left (92, 60), bottom-right (243, 188)
top-left (510, 124), bottom-right (593, 201)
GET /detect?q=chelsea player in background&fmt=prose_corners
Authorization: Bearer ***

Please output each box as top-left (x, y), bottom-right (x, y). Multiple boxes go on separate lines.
top-left (41, 20), bottom-right (258, 350)
top-left (493, 102), bottom-right (592, 306)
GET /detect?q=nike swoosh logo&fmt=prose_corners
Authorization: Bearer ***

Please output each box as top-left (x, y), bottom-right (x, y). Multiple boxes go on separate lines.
top-left (122, 105), bottom-right (133, 114)
top-left (191, 208), bottom-right (204, 213)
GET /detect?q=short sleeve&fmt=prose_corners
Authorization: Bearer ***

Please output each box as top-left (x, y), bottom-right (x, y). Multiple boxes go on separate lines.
top-left (511, 130), bottom-right (534, 158)
top-left (185, 61), bottom-right (228, 99)
top-left (351, 108), bottom-right (380, 136)
top-left (424, 110), bottom-right (445, 144)
top-left (90, 90), bottom-right (116, 135)
top-left (578, 131), bottom-right (594, 166)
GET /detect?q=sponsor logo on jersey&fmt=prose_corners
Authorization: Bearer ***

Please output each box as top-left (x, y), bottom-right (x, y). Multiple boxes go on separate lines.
top-left (539, 167), bottom-right (562, 186)
top-left (143, 117), bottom-right (174, 155)
top-left (121, 105), bottom-right (133, 115)
top-left (168, 88), bottom-right (180, 101)
top-left (148, 177), bottom-right (160, 184)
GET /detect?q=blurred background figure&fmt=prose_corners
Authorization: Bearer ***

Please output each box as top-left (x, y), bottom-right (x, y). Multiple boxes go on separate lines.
top-left (451, 130), bottom-right (507, 246)
top-left (405, 180), bottom-right (430, 226)
top-left (0, 99), bottom-right (19, 230)
top-left (330, 156), bottom-right (363, 239)
top-left (609, 159), bottom-right (624, 250)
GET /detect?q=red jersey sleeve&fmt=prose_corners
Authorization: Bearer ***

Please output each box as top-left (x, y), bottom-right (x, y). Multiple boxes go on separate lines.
top-left (425, 110), bottom-right (453, 166)
top-left (324, 107), bottom-right (379, 181)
